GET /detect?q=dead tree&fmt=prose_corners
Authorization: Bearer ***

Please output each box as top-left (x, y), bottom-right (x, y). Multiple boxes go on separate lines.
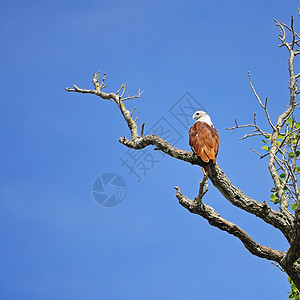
top-left (66, 17), bottom-right (300, 290)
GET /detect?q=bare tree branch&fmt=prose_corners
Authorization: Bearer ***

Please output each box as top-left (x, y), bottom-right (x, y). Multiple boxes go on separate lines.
top-left (195, 175), bottom-right (209, 203)
top-left (122, 88), bottom-right (144, 101)
top-left (141, 122), bottom-right (145, 138)
top-left (174, 186), bottom-right (284, 262)
top-left (66, 71), bottom-right (143, 140)
top-left (250, 148), bottom-right (269, 159)
top-left (248, 72), bottom-right (275, 130)
top-left (226, 119), bottom-right (271, 139)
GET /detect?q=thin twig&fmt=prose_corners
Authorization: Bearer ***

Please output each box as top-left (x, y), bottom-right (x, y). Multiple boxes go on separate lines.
top-left (195, 175), bottom-right (208, 203)
top-left (130, 107), bottom-right (136, 117)
top-left (141, 122), bottom-right (145, 137)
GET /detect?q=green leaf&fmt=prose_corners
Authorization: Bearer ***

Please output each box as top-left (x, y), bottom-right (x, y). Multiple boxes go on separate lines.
top-left (288, 277), bottom-right (300, 299)
top-left (287, 118), bottom-right (293, 126)
top-left (280, 173), bottom-right (286, 178)
top-left (261, 139), bottom-right (267, 144)
top-left (289, 152), bottom-right (295, 158)
top-left (261, 146), bottom-right (270, 151)
top-left (270, 193), bottom-right (279, 204)
top-left (292, 203), bottom-right (298, 212)
top-left (296, 151), bottom-right (300, 157)
top-left (295, 167), bottom-right (300, 172)
top-left (278, 134), bottom-right (284, 139)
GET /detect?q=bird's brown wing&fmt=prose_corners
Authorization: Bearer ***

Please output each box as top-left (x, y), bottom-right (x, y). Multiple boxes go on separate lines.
top-left (189, 121), bottom-right (219, 163)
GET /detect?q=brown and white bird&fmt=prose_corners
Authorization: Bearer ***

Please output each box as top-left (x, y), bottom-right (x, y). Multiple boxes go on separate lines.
top-left (189, 111), bottom-right (219, 165)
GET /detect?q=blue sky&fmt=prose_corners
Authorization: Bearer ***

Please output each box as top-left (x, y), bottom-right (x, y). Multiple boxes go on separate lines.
top-left (1, 0), bottom-right (299, 299)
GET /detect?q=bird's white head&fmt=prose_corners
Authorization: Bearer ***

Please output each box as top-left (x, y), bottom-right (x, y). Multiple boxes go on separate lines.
top-left (192, 111), bottom-right (213, 126)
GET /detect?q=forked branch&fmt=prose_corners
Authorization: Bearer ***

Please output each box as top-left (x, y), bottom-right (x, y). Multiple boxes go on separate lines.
top-left (66, 71), bottom-right (144, 140)
top-left (174, 187), bottom-right (284, 262)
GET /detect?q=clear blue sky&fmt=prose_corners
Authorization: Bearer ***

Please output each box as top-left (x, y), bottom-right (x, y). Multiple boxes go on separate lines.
top-left (1, 0), bottom-right (299, 299)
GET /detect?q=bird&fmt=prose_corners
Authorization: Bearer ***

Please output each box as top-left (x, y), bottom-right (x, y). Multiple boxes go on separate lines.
top-left (189, 111), bottom-right (219, 167)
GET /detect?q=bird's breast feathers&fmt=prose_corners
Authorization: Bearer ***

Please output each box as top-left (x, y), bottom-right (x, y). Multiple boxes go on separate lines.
top-left (189, 121), bottom-right (219, 163)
